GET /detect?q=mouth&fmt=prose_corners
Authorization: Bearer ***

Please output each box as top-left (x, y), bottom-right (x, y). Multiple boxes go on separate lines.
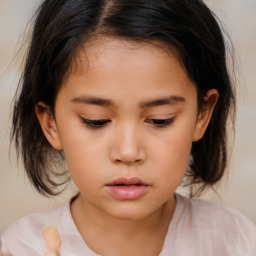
top-left (106, 177), bottom-right (149, 200)
top-left (106, 177), bottom-right (148, 187)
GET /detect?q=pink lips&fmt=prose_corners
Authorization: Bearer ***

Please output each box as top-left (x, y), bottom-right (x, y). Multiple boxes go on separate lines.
top-left (106, 177), bottom-right (149, 200)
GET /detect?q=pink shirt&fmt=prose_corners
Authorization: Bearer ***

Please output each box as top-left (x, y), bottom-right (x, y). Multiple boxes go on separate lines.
top-left (1, 194), bottom-right (256, 255)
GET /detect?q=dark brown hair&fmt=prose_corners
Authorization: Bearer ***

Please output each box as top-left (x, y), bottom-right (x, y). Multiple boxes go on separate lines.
top-left (12, 0), bottom-right (236, 196)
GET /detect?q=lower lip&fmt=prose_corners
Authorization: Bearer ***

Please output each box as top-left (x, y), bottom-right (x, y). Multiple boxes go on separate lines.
top-left (107, 185), bottom-right (149, 200)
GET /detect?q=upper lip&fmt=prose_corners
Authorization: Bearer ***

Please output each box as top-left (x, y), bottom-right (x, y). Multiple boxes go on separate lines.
top-left (106, 177), bottom-right (148, 186)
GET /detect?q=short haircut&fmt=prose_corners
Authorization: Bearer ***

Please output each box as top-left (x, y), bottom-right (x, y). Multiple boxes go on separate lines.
top-left (12, 0), bottom-right (236, 196)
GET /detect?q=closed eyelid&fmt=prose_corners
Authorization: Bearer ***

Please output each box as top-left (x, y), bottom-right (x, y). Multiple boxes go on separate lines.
top-left (145, 112), bottom-right (178, 118)
top-left (80, 117), bottom-right (111, 128)
top-left (145, 116), bottom-right (176, 127)
top-left (79, 113), bottom-right (110, 119)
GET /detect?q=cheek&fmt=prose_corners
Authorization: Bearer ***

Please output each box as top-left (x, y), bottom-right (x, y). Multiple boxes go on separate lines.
top-left (64, 148), bottom-right (104, 198)
top-left (58, 130), bottom-right (106, 189)
top-left (151, 121), bottom-right (195, 189)
top-left (155, 120), bottom-right (195, 163)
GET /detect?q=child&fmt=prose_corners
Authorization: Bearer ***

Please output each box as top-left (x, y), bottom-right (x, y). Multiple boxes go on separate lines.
top-left (1, 0), bottom-right (256, 255)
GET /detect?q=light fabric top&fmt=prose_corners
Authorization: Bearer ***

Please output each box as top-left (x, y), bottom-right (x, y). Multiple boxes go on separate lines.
top-left (1, 193), bottom-right (256, 255)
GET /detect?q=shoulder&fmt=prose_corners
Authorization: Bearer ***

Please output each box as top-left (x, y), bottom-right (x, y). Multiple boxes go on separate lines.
top-left (186, 194), bottom-right (255, 226)
top-left (1, 203), bottom-right (68, 256)
top-left (179, 193), bottom-right (256, 233)
top-left (175, 194), bottom-right (256, 254)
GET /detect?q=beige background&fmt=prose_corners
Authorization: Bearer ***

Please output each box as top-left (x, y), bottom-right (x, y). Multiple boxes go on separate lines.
top-left (0, 0), bottom-right (255, 236)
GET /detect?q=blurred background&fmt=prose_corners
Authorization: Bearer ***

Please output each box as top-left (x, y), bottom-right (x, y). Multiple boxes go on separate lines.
top-left (0, 0), bottom-right (255, 236)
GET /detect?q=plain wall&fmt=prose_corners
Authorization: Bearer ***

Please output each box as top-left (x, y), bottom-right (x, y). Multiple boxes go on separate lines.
top-left (0, 0), bottom-right (255, 236)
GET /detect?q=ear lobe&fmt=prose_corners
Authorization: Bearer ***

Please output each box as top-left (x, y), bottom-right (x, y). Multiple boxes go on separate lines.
top-left (193, 89), bottom-right (219, 142)
top-left (35, 102), bottom-right (62, 151)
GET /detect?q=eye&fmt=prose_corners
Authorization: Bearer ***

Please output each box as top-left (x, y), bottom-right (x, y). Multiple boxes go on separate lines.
top-left (80, 118), bottom-right (111, 128)
top-left (145, 117), bottom-right (176, 128)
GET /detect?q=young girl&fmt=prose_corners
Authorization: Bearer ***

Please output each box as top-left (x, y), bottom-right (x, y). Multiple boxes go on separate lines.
top-left (1, 0), bottom-right (256, 255)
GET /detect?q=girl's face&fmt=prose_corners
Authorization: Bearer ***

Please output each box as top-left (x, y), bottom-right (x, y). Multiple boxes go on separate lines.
top-left (37, 38), bottom-right (217, 220)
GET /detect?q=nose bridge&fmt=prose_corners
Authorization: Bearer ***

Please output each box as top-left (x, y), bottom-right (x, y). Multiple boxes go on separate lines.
top-left (110, 122), bottom-right (146, 164)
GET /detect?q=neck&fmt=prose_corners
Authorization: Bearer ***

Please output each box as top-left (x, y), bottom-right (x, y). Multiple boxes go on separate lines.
top-left (71, 194), bottom-right (176, 256)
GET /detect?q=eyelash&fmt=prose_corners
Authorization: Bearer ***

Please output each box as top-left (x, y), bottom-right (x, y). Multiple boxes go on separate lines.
top-left (80, 117), bottom-right (176, 129)
top-left (80, 118), bottom-right (111, 128)
top-left (145, 117), bottom-right (176, 128)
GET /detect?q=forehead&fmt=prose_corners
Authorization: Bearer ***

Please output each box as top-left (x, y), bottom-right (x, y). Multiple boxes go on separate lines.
top-left (71, 37), bottom-right (183, 75)
top-left (60, 37), bottom-right (196, 103)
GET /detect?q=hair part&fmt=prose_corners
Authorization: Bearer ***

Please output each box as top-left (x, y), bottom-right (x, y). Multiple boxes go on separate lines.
top-left (12, 0), bottom-right (236, 196)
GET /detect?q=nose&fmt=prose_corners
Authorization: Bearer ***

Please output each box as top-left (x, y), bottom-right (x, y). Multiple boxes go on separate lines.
top-left (109, 125), bottom-right (147, 165)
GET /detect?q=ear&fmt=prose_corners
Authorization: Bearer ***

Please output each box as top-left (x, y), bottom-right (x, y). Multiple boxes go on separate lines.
top-left (193, 89), bottom-right (219, 142)
top-left (35, 102), bottom-right (62, 151)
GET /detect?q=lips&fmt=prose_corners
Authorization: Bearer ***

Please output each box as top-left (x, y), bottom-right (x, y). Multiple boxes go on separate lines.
top-left (106, 177), bottom-right (149, 200)
top-left (107, 177), bottom-right (147, 186)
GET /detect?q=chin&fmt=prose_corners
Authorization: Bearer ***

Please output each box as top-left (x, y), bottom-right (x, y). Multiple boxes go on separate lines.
top-left (105, 204), bottom-right (157, 221)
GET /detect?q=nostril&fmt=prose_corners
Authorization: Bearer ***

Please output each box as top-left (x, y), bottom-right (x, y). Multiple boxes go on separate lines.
top-left (109, 142), bottom-right (147, 164)
top-left (115, 158), bottom-right (143, 165)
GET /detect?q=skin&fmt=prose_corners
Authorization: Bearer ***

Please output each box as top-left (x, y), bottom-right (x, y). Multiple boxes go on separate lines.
top-left (37, 37), bottom-right (218, 255)
top-left (44, 227), bottom-right (61, 256)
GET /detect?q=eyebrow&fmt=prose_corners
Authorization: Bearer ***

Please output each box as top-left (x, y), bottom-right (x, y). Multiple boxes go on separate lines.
top-left (139, 95), bottom-right (185, 108)
top-left (71, 96), bottom-right (116, 107)
top-left (71, 95), bottom-right (185, 108)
